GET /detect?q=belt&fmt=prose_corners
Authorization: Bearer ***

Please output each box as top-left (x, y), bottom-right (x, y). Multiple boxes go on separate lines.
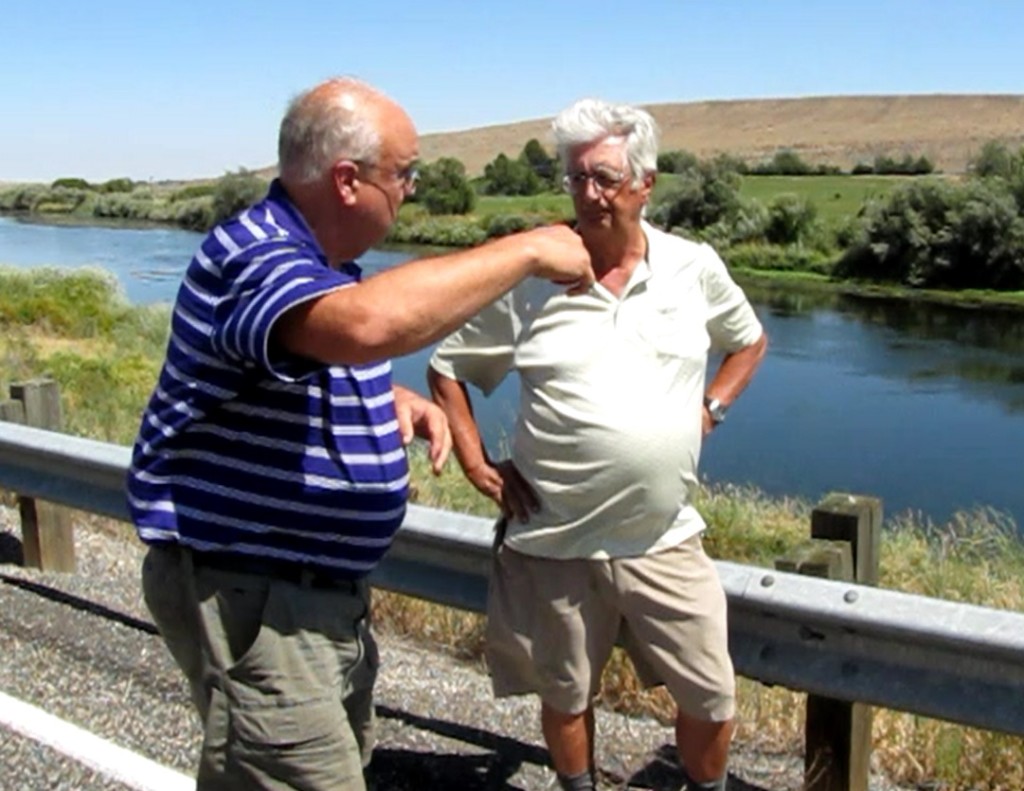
top-left (188, 549), bottom-right (360, 592)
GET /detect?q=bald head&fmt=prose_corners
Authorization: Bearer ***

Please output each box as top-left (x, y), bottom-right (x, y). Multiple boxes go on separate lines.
top-left (278, 77), bottom-right (413, 185)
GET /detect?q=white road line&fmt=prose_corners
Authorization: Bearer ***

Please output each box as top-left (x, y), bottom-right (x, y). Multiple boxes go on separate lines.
top-left (0, 690), bottom-right (193, 791)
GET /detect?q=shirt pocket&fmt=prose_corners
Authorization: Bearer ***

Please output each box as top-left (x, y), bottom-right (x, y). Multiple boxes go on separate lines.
top-left (635, 306), bottom-right (708, 360)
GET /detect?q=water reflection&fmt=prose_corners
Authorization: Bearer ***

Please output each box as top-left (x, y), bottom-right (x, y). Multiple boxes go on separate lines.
top-left (1, 216), bottom-right (1022, 527)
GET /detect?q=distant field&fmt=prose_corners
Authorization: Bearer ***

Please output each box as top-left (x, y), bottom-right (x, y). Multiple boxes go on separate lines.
top-left (737, 174), bottom-right (914, 224)
top-left (474, 193), bottom-right (570, 218)
top-left (471, 173), bottom-right (917, 227)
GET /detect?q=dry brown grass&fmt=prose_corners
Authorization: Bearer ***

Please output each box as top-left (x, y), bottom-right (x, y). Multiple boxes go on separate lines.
top-left (416, 94), bottom-right (1024, 176)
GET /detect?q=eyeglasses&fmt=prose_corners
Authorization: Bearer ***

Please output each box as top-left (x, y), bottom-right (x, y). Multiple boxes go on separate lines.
top-left (396, 164), bottom-right (419, 197)
top-left (354, 160), bottom-right (419, 197)
top-left (562, 167), bottom-right (627, 196)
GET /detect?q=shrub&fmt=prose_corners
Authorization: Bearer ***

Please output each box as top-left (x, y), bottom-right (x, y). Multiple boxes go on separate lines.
top-left (657, 149), bottom-right (700, 174)
top-left (98, 178), bottom-right (135, 194)
top-left (37, 186), bottom-right (91, 214)
top-left (414, 158), bottom-right (476, 215)
top-left (169, 183), bottom-right (217, 202)
top-left (721, 243), bottom-right (833, 275)
top-left (0, 184), bottom-right (49, 211)
top-left (387, 215), bottom-right (487, 247)
top-left (211, 169), bottom-right (267, 225)
top-left (650, 160), bottom-right (741, 232)
top-left (0, 266), bottom-right (127, 337)
top-left (753, 149), bottom-right (813, 176)
top-left (92, 192), bottom-right (153, 221)
top-left (837, 179), bottom-right (1024, 290)
top-left (765, 194), bottom-right (820, 246)
top-left (51, 177), bottom-right (93, 190)
top-left (484, 213), bottom-right (550, 238)
top-left (171, 197), bottom-right (216, 231)
top-left (873, 153), bottom-right (935, 175)
top-left (969, 141), bottom-right (1021, 179)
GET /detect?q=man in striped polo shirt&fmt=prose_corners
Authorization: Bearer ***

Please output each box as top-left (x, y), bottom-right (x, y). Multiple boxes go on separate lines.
top-left (127, 77), bottom-right (593, 790)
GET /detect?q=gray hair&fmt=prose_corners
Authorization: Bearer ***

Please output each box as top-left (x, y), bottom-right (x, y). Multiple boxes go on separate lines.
top-left (278, 77), bottom-right (382, 184)
top-left (551, 98), bottom-right (660, 186)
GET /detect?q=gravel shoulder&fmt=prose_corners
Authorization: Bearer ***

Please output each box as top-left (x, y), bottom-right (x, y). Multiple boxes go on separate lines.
top-left (0, 507), bottom-right (911, 790)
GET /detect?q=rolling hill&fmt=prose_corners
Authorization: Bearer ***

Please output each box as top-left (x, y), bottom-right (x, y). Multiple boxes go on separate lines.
top-left (415, 94), bottom-right (1024, 175)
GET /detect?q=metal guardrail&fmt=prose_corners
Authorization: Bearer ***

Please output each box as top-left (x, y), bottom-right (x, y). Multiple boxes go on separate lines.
top-left (1, 421), bottom-right (1023, 737)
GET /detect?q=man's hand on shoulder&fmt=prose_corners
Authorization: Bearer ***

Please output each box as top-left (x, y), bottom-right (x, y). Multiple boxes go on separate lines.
top-left (393, 385), bottom-right (452, 475)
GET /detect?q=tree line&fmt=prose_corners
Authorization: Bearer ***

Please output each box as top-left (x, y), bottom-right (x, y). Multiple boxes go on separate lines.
top-left (3, 140), bottom-right (1024, 293)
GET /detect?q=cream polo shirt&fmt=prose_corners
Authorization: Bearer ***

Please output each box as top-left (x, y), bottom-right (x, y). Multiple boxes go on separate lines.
top-left (429, 222), bottom-right (763, 560)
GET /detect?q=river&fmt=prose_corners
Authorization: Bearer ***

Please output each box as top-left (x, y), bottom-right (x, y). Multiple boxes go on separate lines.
top-left (2, 215), bottom-right (1022, 529)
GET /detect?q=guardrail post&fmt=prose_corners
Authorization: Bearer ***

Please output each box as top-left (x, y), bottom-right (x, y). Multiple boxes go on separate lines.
top-left (3, 379), bottom-right (76, 572)
top-left (776, 492), bottom-right (881, 791)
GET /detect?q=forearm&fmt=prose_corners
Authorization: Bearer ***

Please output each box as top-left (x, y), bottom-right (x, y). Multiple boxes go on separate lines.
top-left (279, 235), bottom-right (539, 365)
top-left (706, 332), bottom-right (768, 406)
top-left (427, 367), bottom-right (489, 474)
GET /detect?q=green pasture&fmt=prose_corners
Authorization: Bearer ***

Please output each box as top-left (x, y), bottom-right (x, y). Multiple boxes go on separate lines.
top-left (737, 174), bottom-right (916, 224)
top-left (473, 193), bottom-right (571, 219)
top-left (468, 174), bottom-right (920, 227)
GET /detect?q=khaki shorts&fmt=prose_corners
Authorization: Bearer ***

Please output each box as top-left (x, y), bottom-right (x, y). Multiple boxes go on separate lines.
top-left (485, 534), bottom-right (735, 722)
top-left (142, 544), bottom-right (377, 791)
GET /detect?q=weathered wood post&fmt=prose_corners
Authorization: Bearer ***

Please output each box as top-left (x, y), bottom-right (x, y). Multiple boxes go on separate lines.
top-left (2, 379), bottom-right (77, 572)
top-left (775, 492), bottom-right (882, 791)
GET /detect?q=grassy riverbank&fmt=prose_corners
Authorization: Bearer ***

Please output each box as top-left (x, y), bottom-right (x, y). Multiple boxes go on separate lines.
top-left (0, 267), bottom-right (1021, 789)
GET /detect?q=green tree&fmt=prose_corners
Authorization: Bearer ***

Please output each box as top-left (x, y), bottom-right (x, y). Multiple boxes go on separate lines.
top-left (650, 159), bottom-right (741, 232)
top-left (51, 177), bottom-right (92, 190)
top-left (414, 157), bottom-right (476, 215)
top-left (482, 153), bottom-right (542, 196)
top-left (519, 139), bottom-right (557, 189)
top-left (754, 149), bottom-right (812, 176)
top-left (837, 179), bottom-right (1024, 290)
top-left (99, 178), bottom-right (135, 194)
top-left (211, 169), bottom-right (267, 226)
top-left (970, 141), bottom-right (1015, 179)
top-left (657, 149), bottom-right (699, 174)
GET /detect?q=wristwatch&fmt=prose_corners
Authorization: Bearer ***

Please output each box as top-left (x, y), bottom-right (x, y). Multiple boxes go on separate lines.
top-left (704, 396), bottom-right (728, 425)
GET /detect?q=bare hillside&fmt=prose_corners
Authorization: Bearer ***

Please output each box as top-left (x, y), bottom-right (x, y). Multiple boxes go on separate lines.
top-left (417, 94), bottom-right (1024, 175)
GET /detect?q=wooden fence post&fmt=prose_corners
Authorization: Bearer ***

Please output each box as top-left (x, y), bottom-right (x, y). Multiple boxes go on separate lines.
top-left (775, 492), bottom-right (882, 791)
top-left (3, 379), bottom-right (77, 572)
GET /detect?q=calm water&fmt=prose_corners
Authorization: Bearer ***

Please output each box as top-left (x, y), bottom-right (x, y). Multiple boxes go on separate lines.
top-left (2, 215), bottom-right (1023, 528)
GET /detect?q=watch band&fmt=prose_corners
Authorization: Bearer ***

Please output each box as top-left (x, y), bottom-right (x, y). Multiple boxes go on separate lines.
top-left (703, 395), bottom-right (728, 424)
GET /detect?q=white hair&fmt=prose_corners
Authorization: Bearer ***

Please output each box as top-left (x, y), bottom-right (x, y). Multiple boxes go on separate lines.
top-left (278, 77), bottom-right (382, 184)
top-left (551, 98), bottom-right (660, 186)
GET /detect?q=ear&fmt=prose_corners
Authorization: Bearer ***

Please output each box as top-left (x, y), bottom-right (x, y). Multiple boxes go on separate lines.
top-left (332, 160), bottom-right (360, 206)
top-left (640, 171), bottom-right (656, 202)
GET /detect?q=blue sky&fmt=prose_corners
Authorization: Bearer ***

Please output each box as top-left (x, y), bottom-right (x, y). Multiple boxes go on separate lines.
top-left (2, 0), bottom-right (1022, 183)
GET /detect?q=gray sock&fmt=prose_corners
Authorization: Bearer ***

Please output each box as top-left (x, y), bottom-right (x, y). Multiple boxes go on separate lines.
top-left (682, 767), bottom-right (727, 791)
top-left (557, 769), bottom-right (596, 791)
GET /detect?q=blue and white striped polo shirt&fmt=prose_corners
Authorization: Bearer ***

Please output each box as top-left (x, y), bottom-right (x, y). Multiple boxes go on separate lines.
top-left (126, 180), bottom-right (408, 577)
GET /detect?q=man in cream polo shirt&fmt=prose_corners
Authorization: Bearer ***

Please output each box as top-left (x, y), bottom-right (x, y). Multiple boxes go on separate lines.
top-left (428, 98), bottom-right (766, 791)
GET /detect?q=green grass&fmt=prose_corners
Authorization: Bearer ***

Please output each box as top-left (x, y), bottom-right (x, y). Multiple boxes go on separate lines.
top-left (1, 268), bottom-right (1020, 789)
top-left (469, 174), bottom-right (917, 229)
top-left (474, 193), bottom-right (572, 219)
top-left (737, 173), bottom-right (916, 225)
